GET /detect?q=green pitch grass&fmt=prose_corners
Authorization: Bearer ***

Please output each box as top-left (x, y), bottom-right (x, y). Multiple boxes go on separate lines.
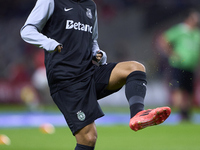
top-left (0, 124), bottom-right (199, 150)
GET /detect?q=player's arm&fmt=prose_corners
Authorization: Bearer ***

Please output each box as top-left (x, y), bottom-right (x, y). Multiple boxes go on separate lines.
top-left (158, 34), bottom-right (173, 56)
top-left (20, 0), bottom-right (62, 52)
top-left (159, 25), bottom-right (182, 57)
top-left (92, 9), bottom-right (107, 65)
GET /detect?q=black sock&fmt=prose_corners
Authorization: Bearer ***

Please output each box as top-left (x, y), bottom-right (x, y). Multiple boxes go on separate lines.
top-left (75, 144), bottom-right (94, 150)
top-left (125, 71), bottom-right (147, 118)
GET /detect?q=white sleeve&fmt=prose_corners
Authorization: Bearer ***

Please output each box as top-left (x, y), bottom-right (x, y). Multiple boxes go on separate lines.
top-left (91, 9), bottom-right (107, 65)
top-left (92, 9), bottom-right (100, 53)
top-left (20, 0), bottom-right (61, 51)
top-left (92, 40), bottom-right (100, 56)
top-left (92, 40), bottom-right (107, 65)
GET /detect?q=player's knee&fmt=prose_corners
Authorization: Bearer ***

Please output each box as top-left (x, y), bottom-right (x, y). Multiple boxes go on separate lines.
top-left (128, 61), bottom-right (146, 72)
top-left (84, 134), bottom-right (97, 146)
top-left (75, 123), bottom-right (97, 146)
top-left (76, 133), bottom-right (97, 146)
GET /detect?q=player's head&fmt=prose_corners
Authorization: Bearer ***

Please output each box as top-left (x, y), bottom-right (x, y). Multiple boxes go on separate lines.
top-left (184, 8), bottom-right (200, 27)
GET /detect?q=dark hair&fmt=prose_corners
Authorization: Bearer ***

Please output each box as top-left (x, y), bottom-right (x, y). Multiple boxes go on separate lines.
top-left (183, 8), bottom-right (199, 18)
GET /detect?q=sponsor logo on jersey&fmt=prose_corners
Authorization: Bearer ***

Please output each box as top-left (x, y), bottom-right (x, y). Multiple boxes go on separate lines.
top-left (86, 8), bottom-right (92, 19)
top-left (66, 20), bottom-right (93, 33)
top-left (77, 110), bottom-right (86, 121)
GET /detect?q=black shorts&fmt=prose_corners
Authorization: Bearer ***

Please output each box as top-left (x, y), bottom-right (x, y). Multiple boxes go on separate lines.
top-left (51, 63), bottom-right (119, 135)
top-left (170, 67), bottom-right (194, 93)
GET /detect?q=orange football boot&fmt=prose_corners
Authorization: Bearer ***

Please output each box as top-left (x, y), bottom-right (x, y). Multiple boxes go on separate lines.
top-left (129, 107), bottom-right (171, 131)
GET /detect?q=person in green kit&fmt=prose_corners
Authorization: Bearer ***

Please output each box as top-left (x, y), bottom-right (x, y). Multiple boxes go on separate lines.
top-left (159, 9), bottom-right (200, 121)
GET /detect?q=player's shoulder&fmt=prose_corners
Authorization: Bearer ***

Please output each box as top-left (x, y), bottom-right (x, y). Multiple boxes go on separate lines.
top-left (36, 0), bottom-right (54, 5)
top-left (171, 23), bottom-right (183, 30)
top-left (38, 0), bottom-right (54, 2)
top-left (166, 23), bottom-right (183, 33)
top-left (34, 0), bottom-right (55, 12)
top-left (85, 0), bottom-right (97, 6)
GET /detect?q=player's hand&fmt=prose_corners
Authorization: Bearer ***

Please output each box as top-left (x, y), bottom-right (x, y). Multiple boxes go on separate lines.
top-left (96, 50), bottom-right (103, 63)
top-left (54, 45), bottom-right (63, 53)
top-left (92, 50), bottom-right (107, 65)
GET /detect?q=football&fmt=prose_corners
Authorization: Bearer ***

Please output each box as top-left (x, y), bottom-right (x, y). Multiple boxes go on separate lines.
top-left (39, 123), bottom-right (55, 134)
top-left (0, 134), bottom-right (11, 145)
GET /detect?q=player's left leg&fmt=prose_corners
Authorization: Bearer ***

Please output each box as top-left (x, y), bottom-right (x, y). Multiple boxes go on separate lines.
top-left (106, 61), bottom-right (171, 131)
top-left (106, 61), bottom-right (145, 90)
top-left (106, 61), bottom-right (147, 117)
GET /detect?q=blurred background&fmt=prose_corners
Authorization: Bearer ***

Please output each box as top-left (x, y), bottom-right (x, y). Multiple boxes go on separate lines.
top-left (0, 0), bottom-right (200, 123)
top-left (0, 1), bottom-right (200, 149)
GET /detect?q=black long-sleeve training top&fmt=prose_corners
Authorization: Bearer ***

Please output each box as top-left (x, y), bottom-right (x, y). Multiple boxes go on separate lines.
top-left (21, 0), bottom-right (102, 94)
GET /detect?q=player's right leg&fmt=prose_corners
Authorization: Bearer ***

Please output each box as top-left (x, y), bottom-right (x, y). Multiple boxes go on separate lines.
top-left (51, 79), bottom-right (104, 150)
top-left (74, 122), bottom-right (97, 150)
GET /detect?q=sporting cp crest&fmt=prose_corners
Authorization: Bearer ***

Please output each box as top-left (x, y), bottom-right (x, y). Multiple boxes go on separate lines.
top-left (77, 110), bottom-right (86, 121)
top-left (86, 8), bottom-right (92, 19)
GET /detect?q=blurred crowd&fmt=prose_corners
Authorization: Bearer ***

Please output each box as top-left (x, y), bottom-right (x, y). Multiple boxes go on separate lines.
top-left (0, 0), bottom-right (200, 111)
